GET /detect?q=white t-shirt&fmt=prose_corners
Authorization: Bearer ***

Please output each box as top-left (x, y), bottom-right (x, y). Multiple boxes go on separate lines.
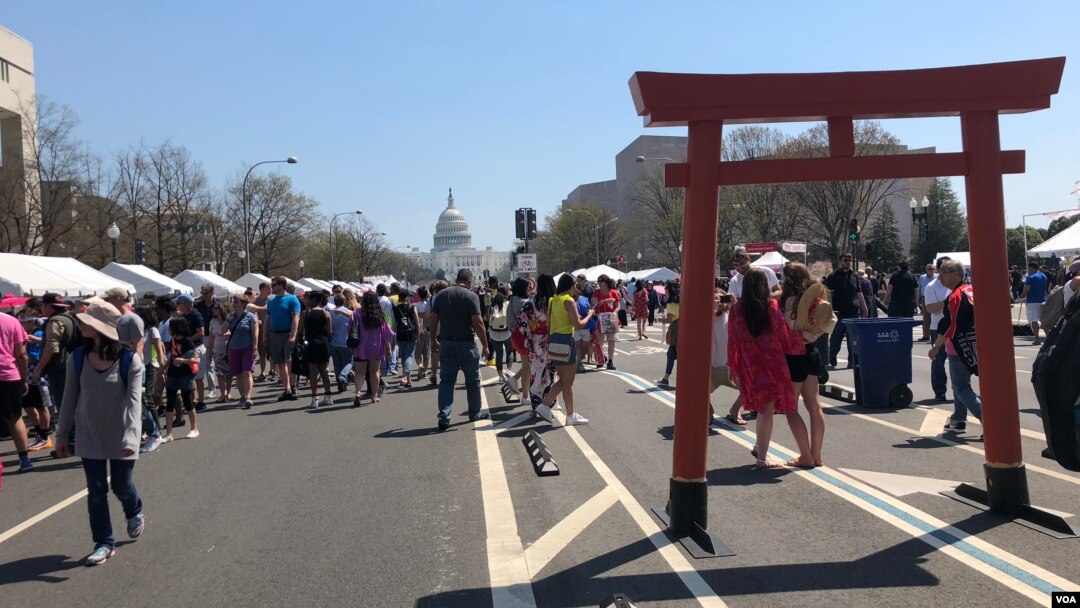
top-left (711, 313), bottom-right (729, 368)
top-left (924, 277), bottom-right (951, 331)
top-left (729, 266), bottom-right (779, 299)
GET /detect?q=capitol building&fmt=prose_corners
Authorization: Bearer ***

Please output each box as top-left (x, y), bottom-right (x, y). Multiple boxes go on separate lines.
top-left (409, 190), bottom-right (510, 280)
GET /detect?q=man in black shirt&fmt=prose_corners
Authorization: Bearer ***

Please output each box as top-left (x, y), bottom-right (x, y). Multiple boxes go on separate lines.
top-left (430, 269), bottom-right (491, 431)
top-left (824, 253), bottom-right (868, 368)
top-left (886, 262), bottom-right (919, 318)
top-left (174, 294), bottom-right (208, 410)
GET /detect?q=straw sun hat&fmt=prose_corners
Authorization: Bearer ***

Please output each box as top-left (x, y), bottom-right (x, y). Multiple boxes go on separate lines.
top-left (796, 283), bottom-right (836, 334)
top-left (75, 296), bottom-right (121, 341)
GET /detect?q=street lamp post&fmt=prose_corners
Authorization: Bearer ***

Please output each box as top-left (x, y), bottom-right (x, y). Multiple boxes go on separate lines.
top-left (106, 222), bottom-right (120, 262)
top-left (242, 156), bottom-right (299, 275)
top-left (299, 259), bottom-right (305, 277)
top-left (566, 207), bottom-right (616, 266)
top-left (329, 210), bottom-right (363, 280)
top-left (910, 196), bottom-right (929, 247)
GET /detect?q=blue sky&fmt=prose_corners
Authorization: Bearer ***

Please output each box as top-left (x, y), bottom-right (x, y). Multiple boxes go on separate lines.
top-left (5, 1), bottom-right (1079, 253)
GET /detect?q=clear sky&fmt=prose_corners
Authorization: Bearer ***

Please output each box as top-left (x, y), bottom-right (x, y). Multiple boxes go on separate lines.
top-left (4, 1), bottom-right (1079, 253)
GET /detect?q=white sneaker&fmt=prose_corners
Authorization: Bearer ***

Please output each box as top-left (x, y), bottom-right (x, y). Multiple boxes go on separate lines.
top-left (186, 430), bottom-right (200, 439)
top-left (552, 399), bottom-right (564, 412)
top-left (504, 373), bottom-right (521, 395)
top-left (535, 403), bottom-right (555, 423)
top-left (321, 395), bottom-right (333, 406)
top-left (309, 397), bottom-right (320, 409)
top-left (566, 412), bottom-right (589, 426)
top-left (140, 435), bottom-right (163, 453)
top-left (162, 434), bottom-right (174, 443)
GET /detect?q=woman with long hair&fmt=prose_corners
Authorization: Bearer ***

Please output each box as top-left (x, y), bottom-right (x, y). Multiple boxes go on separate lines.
top-left (349, 291), bottom-right (394, 406)
top-left (56, 298), bottom-right (147, 566)
top-left (392, 287), bottom-right (421, 388)
top-left (488, 286), bottom-right (512, 379)
top-left (593, 275), bottom-right (620, 370)
top-left (727, 269), bottom-right (803, 469)
top-left (633, 280), bottom-right (648, 340)
top-left (505, 277), bottom-right (531, 397)
top-left (298, 291), bottom-right (333, 408)
top-left (206, 301), bottom-right (234, 404)
top-left (523, 274), bottom-right (557, 407)
top-left (779, 262), bottom-right (828, 467)
top-left (536, 274), bottom-right (595, 424)
top-left (227, 292), bottom-right (259, 410)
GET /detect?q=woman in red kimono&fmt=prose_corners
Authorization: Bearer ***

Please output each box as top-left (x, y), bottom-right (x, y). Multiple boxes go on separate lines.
top-left (727, 269), bottom-right (804, 469)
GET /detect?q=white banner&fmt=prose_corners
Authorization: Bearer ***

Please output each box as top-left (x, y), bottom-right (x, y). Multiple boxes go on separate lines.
top-left (781, 242), bottom-right (807, 253)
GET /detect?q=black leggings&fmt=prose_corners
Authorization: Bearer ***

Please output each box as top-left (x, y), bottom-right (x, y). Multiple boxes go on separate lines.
top-left (166, 387), bottom-right (193, 413)
top-left (491, 337), bottom-right (510, 374)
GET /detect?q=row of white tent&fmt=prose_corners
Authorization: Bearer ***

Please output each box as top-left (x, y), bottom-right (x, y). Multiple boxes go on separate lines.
top-left (0, 253), bottom-right (400, 300)
top-left (554, 264), bottom-right (680, 286)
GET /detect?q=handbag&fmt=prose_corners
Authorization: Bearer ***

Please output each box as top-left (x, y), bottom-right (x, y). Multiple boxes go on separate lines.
top-left (347, 316), bottom-right (360, 348)
top-left (598, 311), bottom-right (618, 334)
top-left (546, 333), bottom-right (573, 363)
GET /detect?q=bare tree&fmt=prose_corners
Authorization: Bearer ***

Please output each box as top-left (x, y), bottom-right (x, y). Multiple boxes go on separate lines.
top-left (139, 141), bottom-right (210, 273)
top-left (720, 126), bottom-right (803, 245)
top-left (244, 173), bottom-right (318, 276)
top-left (533, 203), bottom-right (624, 274)
top-left (627, 167), bottom-right (684, 270)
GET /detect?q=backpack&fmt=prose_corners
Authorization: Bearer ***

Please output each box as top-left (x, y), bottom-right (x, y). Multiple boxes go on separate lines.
top-left (1039, 286), bottom-right (1066, 329)
top-left (393, 303), bottom-right (416, 342)
top-left (72, 347), bottom-right (138, 388)
top-left (45, 313), bottom-right (82, 373)
top-left (489, 302), bottom-right (508, 332)
top-left (1031, 293), bottom-right (1080, 472)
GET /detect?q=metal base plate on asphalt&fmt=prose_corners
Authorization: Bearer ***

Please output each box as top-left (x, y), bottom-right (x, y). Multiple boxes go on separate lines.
top-left (651, 507), bottom-right (736, 559)
top-left (943, 483), bottom-right (1080, 539)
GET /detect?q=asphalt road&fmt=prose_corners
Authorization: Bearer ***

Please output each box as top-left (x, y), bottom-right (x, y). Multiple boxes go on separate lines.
top-left (1, 320), bottom-right (1078, 608)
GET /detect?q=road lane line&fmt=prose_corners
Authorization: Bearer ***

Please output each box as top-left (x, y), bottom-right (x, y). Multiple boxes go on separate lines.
top-left (919, 408), bottom-right (952, 436)
top-left (606, 370), bottom-right (1079, 604)
top-left (523, 487), bottom-right (618, 575)
top-left (494, 411), bottom-right (534, 431)
top-left (614, 348), bottom-right (634, 356)
top-left (561, 424), bottom-right (730, 608)
top-left (475, 380), bottom-right (537, 608)
top-left (0, 487), bottom-right (89, 545)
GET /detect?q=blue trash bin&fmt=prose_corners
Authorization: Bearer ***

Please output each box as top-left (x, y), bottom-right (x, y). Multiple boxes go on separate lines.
top-left (841, 318), bottom-right (921, 408)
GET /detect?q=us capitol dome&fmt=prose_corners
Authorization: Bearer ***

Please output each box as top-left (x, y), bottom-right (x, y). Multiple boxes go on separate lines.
top-left (409, 189), bottom-right (509, 280)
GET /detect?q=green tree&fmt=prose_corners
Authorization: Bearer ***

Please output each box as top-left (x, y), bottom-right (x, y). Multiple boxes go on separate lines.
top-left (866, 203), bottom-right (906, 272)
top-left (1006, 225), bottom-right (1044, 267)
top-left (910, 177), bottom-right (968, 266)
top-left (1046, 214), bottom-right (1080, 239)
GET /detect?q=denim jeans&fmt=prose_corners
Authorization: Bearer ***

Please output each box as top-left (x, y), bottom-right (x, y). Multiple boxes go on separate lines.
top-left (438, 340), bottom-right (482, 424)
top-left (142, 365), bottom-right (161, 438)
top-left (380, 340), bottom-right (399, 374)
top-left (947, 355), bottom-right (982, 422)
top-left (665, 345), bottom-right (678, 375)
top-left (829, 313), bottom-right (858, 365)
top-left (331, 345), bottom-right (352, 380)
top-left (398, 340), bottom-right (416, 374)
top-left (929, 330), bottom-right (948, 398)
top-left (82, 458), bottom-right (142, 550)
top-left (490, 337), bottom-right (509, 375)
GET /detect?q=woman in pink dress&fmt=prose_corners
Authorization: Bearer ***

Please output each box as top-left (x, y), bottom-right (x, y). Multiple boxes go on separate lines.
top-left (633, 280), bottom-right (649, 340)
top-left (349, 291), bottom-right (394, 406)
top-left (727, 269), bottom-right (804, 469)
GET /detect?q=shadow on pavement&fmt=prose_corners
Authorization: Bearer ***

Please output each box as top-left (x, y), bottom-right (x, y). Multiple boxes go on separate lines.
top-left (374, 427), bottom-right (450, 438)
top-left (0, 554), bottom-right (82, 584)
top-left (707, 464), bottom-right (790, 486)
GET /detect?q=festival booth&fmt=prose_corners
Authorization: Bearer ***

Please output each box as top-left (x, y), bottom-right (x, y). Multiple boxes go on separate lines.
top-left (235, 272), bottom-right (303, 293)
top-left (101, 263), bottom-right (193, 298)
top-left (751, 251), bottom-right (790, 274)
top-left (570, 264), bottom-right (630, 283)
top-left (296, 278), bottom-right (332, 292)
top-left (632, 267), bottom-right (680, 283)
top-left (0, 253), bottom-right (135, 297)
top-left (1027, 220), bottom-right (1080, 259)
top-left (364, 275), bottom-right (399, 286)
top-left (173, 269), bottom-right (245, 298)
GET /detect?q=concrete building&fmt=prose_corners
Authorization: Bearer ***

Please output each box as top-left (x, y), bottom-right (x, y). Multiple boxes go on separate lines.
top-left (0, 25), bottom-right (39, 252)
top-left (563, 134), bottom-right (932, 257)
top-left (410, 189), bottom-right (510, 280)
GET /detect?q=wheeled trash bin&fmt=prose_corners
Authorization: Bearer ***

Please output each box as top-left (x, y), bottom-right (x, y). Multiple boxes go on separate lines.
top-left (841, 317), bottom-right (921, 408)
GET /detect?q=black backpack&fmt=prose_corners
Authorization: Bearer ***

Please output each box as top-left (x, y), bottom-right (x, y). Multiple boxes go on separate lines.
top-left (45, 313), bottom-right (82, 373)
top-left (393, 303), bottom-right (416, 342)
top-left (1031, 293), bottom-right (1080, 472)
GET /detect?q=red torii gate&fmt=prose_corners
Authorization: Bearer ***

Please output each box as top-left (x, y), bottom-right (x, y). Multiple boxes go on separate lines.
top-left (629, 57), bottom-right (1067, 552)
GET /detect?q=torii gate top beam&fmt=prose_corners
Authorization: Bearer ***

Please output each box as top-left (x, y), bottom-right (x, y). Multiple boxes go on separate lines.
top-left (630, 57), bottom-right (1065, 127)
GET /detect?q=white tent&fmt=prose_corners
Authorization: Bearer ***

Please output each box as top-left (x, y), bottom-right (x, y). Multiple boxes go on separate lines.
top-left (297, 278), bottom-right (333, 292)
top-left (174, 269), bottom-right (245, 297)
top-left (570, 265), bottom-right (629, 283)
top-left (0, 253), bottom-right (135, 297)
top-left (101, 263), bottom-right (193, 297)
top-left (235, 272), bottom-right (302, 293)
top-left (1028, 220), bottom-right (1080, 258)
top-left (936, 251), bottom-right (972, 269)
top-left (364, 275), bottom-right (399, 286)
top-left (631, 267), bottom-right (679, 283)
top-left (751, 251), bottom-right (790, 270)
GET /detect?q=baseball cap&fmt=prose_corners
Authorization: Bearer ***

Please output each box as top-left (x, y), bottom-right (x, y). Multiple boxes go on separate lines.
top-left (1069, 260), bottom-right (1080, 275)
top-left (104, 287), bottom-right (131, 299)
top-left (42, 293), bottom-right (70, 308)
top-left (173, 294), bottom-right (194, 305)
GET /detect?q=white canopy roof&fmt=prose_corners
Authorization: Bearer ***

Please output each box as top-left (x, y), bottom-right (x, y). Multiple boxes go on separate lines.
top-left (0, 254), bottom-right (135, 297)
top-left (101, 263), bottom-right (193, 297)
top-left (235, 272), bottom-right (303, 293)
top-left (173, 269), bottom-right (245, 297)
top-left (364, 275), bottom-right (399, 286)
top-left (936, 251), bottom-right (972, 268)
top-left (751, 251), bottom-right (790, 269)
top-left (1028, 220), bottom-right (1080, 258)
top-left (297, 278), bottom-right (333, 292)
top-left (570, 265), bottom-right (629, 283)
top-left (630, 267), bottom-right (679, 283)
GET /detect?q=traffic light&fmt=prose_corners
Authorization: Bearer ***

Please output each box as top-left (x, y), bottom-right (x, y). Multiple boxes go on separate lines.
top-left (526, 208), bottom-right (537, 240)
top-left (848, 218), bottom-right (860, 243)
top-left (515, 209), bottom-right (526, 240)
top-left (135, 239), bottom-right (145, 265)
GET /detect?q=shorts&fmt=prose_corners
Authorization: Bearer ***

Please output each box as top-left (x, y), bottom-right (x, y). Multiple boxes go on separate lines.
top-left (548, 333), bottom-right (578, 365)
top-left (785, 342), bottom-right (821, 383)
top-left (1026, 302), bottom-right (1042, 323)
top-left (213, 349), bottom-right (230, 376)
top-left (22, 383), bottom-right (48, 410)
top-left (0, 380), bottom-right (24, 419)
top-left (192, 344), bottom-right (209, 380)
top-left (510, 331), bottom-right (528, 356)
top-left (165, 375), bottom-right (195, 393)
top-left (573, 329), bottom-right (592, 343)
top-left (709, 366), bottom-right (736, 392)
top-left (228, 346), bottom-right (256, 376)
top-left (268, 331), bottom-right (293, 364)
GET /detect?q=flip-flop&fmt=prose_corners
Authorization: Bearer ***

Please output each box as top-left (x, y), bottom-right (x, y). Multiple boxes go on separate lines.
top-left (724, 414), bottom-right (748, 426)
top-left (785, 458), bottom-right (816, 469)
top-left (755, 459), bottom-right (785, 470)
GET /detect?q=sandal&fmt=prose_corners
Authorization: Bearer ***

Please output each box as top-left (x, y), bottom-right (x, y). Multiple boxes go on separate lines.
top-left (785, 458), bottom-right (816, 469)
top-left (755, 459), bottom-right (785, 470)
top-left (723, 414), bottom-right (747, 426)
top-left (352, 396), bottom-right (362, 408)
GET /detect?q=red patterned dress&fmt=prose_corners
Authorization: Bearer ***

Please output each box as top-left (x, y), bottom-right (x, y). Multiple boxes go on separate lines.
top-left (726, 299), bottom-right (804, 414)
